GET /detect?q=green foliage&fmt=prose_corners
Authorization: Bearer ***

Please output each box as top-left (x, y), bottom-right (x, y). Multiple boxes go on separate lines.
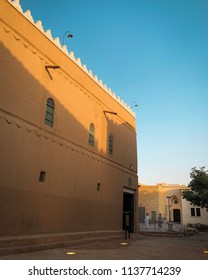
top-left (182, 167), bottom-right (208, 211)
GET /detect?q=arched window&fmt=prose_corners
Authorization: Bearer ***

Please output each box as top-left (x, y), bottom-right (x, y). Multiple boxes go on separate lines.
top-left (88, 123), bottom-right (94, 146)
top-left (45, 98), bottom-right (55, 127)
top-left (108, 134), bottom-right (113, 155)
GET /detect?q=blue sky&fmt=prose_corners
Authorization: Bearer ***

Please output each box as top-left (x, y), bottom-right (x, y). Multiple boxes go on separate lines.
top-left (19, 0), bottom-right (208, 185)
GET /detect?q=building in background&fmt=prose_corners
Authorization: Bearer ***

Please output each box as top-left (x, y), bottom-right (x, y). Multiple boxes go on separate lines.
top-left (138, 183), bottom-right (208, 226)
top-left (0, 0), bottom-right (138, 238)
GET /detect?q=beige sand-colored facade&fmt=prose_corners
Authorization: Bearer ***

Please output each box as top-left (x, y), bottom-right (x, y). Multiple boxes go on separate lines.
top-left (138, 183), bottom-right (208, 225)
top-left (0, 0), bottom-right (138, 237)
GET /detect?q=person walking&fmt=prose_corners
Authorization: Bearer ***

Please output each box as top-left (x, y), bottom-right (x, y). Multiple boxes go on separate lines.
top-left (158, 213), bottom-right (163, 230)
top-left (144, 213), bottom-right (150, 229)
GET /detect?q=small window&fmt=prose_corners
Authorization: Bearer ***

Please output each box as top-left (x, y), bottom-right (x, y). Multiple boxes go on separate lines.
top-left (88, 123), bottom-right (94, 146)
top-left (190, 207), bottom-right (201, 217)
top-left (108, 134), bottom-right (113, 155)
top-left (191, 208), bottom-right (195, 216)
top-left (97, 183), bottom-right (101, 191)
top-left (196, 208), bottom-right (201, 217)
top-left (39, 171), bottom-right (46, 182)
top-left (45, 98), bottom-right (55, 127)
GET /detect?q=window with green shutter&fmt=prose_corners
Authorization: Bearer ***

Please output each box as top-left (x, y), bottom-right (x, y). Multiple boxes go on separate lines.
top-left (45, 98), bottom-right (55, 127)
top-left (88, 123), bottom-right (94, 146)
top-left (109, 134), bottom-right (113, 155)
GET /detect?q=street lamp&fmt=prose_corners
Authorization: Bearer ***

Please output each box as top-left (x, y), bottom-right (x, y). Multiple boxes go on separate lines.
top-left (62, 31), bottom-right (73, 45)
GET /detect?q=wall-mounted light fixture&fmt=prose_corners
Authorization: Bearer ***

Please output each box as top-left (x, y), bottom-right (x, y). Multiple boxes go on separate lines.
top-left (62, 31), bottom-right (73, 45)
top-left (103, 110), bottom-right (117, 115)
top-left (45, 65), bottom-right (61, 80)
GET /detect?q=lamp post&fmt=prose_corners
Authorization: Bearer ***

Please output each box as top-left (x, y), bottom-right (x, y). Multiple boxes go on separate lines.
top-left (166, 196), bottom-right (171, 222)
top-left (62, 31), bottom-right (73, 45)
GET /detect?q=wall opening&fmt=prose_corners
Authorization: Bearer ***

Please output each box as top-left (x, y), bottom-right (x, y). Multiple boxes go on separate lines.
top-left (39, 171), bottom-right (46, 182)
top-left (173, 209), bottom-right (181, 223)
top-left (123, 191), bottom-right (134, 233)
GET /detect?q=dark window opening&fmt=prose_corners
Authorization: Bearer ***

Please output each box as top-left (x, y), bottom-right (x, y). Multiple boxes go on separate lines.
top-left (191, 207), bottom-right (201, 217)
top-left (196, 208), bottom-right (201, 217)
top-left (39, 171), bottom-right (46, 182)
top-left (97, 183), bottom-right (101, 191)
top-left (191, 208), bottom-right (195, 216)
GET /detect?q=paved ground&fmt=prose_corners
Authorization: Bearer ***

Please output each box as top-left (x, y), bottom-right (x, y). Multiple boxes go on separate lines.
top-left (1, 223), bottom-right (208, 260)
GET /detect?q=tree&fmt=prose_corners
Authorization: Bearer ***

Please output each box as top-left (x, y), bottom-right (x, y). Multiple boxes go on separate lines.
top-left (182, 167), bottom-right (208, 211)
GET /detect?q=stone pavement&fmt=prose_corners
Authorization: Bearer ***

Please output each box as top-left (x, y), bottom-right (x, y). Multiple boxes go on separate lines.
top-left (0, 223), bottom-right (208, 260)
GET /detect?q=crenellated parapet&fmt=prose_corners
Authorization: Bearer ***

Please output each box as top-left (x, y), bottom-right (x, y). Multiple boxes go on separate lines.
top-left (7, 0), bottom-right (135, 117)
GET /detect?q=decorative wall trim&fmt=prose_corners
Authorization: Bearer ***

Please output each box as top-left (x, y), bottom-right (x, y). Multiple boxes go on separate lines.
top-left (6, 0), bottom-right (136, 117)
top-left (0, 109), bottom-right (137, 179)
top-left (0, 19), bottom-right (136, 134)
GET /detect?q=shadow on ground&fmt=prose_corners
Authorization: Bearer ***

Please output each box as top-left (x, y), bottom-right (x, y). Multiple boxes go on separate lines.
top-left (1, 231), bottom-right (208, 260)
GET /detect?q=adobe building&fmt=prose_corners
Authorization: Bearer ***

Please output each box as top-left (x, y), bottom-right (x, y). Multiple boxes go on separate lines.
top-left (0, 0), bottom-right (138, 240)
top-left (138, 183), bottom-right (208, 226)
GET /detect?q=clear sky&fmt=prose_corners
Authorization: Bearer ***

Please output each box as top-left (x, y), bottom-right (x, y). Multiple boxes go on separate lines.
top-left (19, 0), bottom-right (208, 185)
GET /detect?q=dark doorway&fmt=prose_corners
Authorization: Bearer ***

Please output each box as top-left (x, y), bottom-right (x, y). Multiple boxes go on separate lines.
top-left (123, 192), bottom-right (134, 232)
top-left (173, 209), bottom-right (181, 222)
